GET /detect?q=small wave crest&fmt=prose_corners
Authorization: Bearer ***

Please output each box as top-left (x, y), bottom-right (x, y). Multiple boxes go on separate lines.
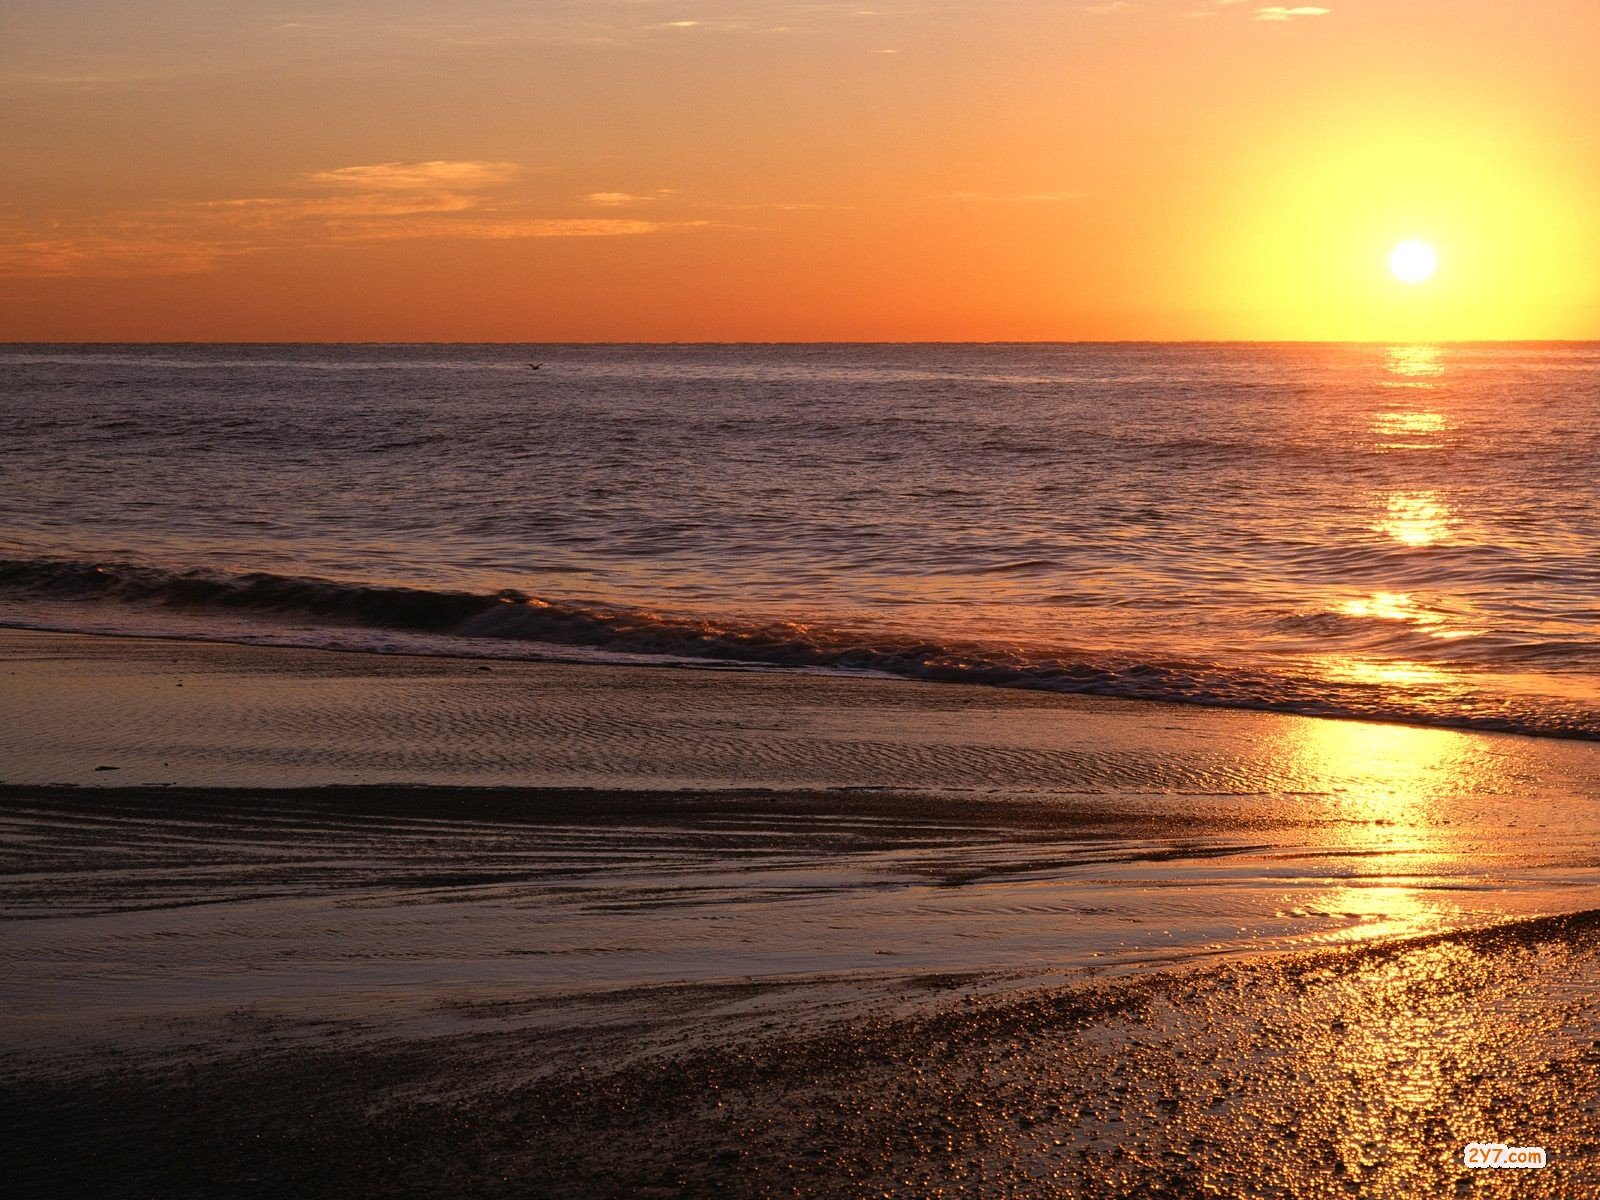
top-left (3, 556), bottom-right (1598, 742)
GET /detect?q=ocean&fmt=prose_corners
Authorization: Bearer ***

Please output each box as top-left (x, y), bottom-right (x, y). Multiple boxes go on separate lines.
top-left (3, 341), bottom-right (1598, 739)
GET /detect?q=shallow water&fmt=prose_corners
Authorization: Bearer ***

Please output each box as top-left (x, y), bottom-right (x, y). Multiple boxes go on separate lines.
top-left (4, 781), bottom-right (1595, 1044)
top-left (3, 342), bottom-right (1599, 736)
top-left (6, 630), bottom-right (1600, 1041)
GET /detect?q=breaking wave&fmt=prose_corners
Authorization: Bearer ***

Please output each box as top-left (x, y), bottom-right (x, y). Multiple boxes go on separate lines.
top-left (3, 556), bottom-right (1598, 742)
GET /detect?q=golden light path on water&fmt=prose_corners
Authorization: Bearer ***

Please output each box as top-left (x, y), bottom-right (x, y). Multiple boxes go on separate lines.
top-left (1306, 345), bottom-right (1494, 726)
top-left (1383, 344), bottom-right (1446, 380)
top-left (1229, 704), bottom-right (1587, 1189)
top-left (1375, 492), bottom-right (1453, 547)
top-left (1264, 344), bottom-right (1590, 938)
top-left (1261, 716), bottom-right (1506, 946)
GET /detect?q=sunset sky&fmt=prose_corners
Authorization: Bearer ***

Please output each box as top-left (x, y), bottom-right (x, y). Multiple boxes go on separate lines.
top-left (2, 0), bottom-right (1596, 341)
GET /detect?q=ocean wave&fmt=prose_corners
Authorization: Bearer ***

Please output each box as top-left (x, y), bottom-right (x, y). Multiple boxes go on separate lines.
top-left (2, 556), bottom-right (1598, 742)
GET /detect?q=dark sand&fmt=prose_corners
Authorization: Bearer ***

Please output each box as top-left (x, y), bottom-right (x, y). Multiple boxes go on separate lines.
top-left (4, 629), bottom-right (1600, 1196)
top-left (9, 892), bottom-right (1600, 1197)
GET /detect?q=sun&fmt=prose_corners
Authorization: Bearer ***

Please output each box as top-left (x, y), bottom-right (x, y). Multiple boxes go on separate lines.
top-left (1390, 240), bottom-right (1438, 285)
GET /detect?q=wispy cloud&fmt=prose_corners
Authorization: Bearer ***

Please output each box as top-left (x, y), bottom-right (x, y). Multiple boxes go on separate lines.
top-left (584, 189), bottom-right (682, 208)
top-left (189, 159), bottom-right (527, 231)
top-left (1255, 6), bottom-right (1330, 19)
top-left (0, 228), bottom-right (258, 278)
top-left (0, 161), bottom-right (705, 278)
top-left (198, 193), bottom-right (482, 223)
top-left (325, 217), bottom-right (678, 242)
top-left (306, 160), bottom-right (521, 190)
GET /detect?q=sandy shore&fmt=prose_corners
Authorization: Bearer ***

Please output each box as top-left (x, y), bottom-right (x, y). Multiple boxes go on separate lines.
top-left (10, 912), bottom-right (1600, 1198)
top-left (4, 628), bottom-right (1600, 1195)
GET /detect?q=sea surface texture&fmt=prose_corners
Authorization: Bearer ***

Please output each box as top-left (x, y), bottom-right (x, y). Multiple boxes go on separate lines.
top-left (3, 342), bottom-right (1598, 738)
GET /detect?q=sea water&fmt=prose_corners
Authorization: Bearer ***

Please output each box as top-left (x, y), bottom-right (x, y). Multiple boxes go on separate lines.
top-left (3, 341), bottom-right (1598, 738)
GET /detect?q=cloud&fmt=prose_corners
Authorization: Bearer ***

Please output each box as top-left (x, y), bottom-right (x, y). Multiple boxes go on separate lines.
top-left (0, 232), bottom-right (258, 278)
top-left (163, 162), bottom-right (517, 237)
top-left (306, 160), bottom-right (521, 190)
top-left (586, 191), bottom-right (651, 207)
top-left (585, 188), bottom-right (684, 208)
top-left (1255, 5), bottom-right (1330, 19)
top-left (0, 162), bottom-right (706, 278)
top-left (329, 217), bottom-right (681, 242)
top-left (198, 193), bottom-right (483, 224)
top-left (1084, 2), bottom-right (1133, 12)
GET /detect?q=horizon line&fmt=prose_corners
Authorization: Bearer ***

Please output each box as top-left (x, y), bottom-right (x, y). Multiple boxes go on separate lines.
top-left (5, 338), bottom-right (1599, 348)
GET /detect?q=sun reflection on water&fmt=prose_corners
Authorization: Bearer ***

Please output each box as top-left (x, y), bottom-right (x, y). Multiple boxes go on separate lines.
top-left (1285, 717), bottom-right (1469, 825)
top-left (1371, 410), bottom-right (1450, 446)
top-left (1374, 490), bottom-right (1452, 546)
top-left (1322, 656), bottom-right (1454, 692)
top-left (1253, 705), bottom-right (1574, 959)
top-left (1338, 591), bottom-right (1441, 626)
top-left (1383, 345), bottom-right (1445, 381)
top-left (1262, 718), bottom-right (1487, 946)
top-left (1373, 346), bottom-right (1453, 453)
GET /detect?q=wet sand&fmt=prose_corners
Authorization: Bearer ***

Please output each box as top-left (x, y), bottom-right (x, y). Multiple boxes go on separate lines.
top-left (4, 628), bottom-right (1600, 1195)
top-left (9, 891), bottom-right (1600, 1197)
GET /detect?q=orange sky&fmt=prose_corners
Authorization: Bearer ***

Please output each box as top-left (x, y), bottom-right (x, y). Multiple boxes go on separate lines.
top-left (2, 0), bottom-right (1596, 341)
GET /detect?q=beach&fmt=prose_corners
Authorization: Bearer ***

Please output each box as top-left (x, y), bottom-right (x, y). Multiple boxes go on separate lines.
top-left (6, 0), bottom-right (1600, 1186)
top-left (6, 627), bottom-right (1600, 1196)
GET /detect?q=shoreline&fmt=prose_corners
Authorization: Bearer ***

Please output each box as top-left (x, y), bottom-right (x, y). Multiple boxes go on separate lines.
top-left (6, 546), bottom-right (1598, 745)
top-left (9, 624), bottom-right (1600, 783)
top-left (7, 626), bottom-right (1600, 1195)
top-left (7, 626), bottom-right (1599, 968)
